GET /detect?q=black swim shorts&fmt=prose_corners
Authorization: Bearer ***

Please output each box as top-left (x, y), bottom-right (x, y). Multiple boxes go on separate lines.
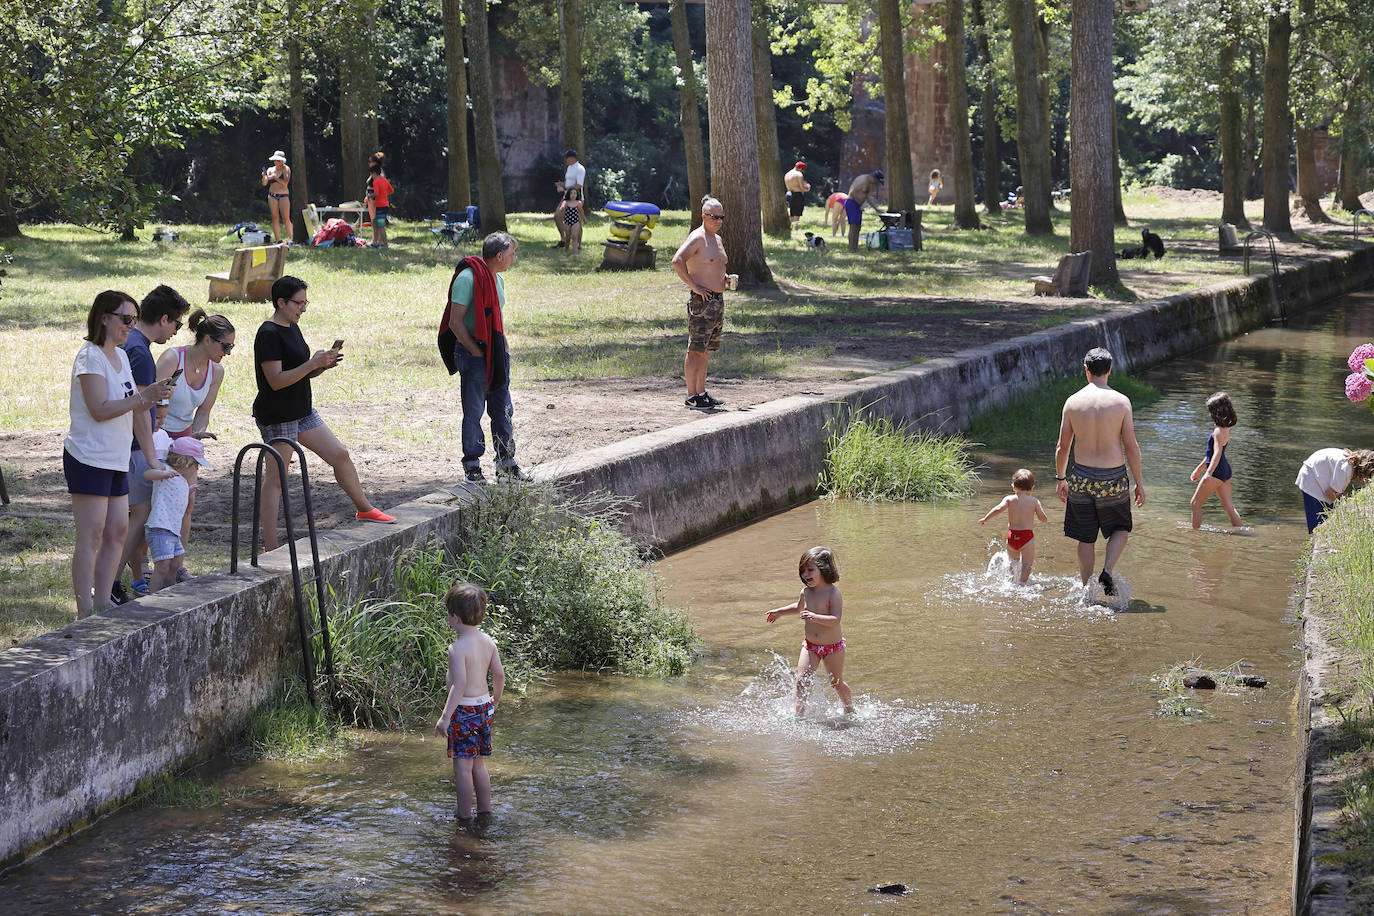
top-left (1063, 463), bottom-right (1133, 543)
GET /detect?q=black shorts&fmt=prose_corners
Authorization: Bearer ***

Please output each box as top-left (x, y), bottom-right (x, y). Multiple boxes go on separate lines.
top-left (1063, 463), bottom-right (1133, 543)
top-left (787, 190), bottom-right (805, 218)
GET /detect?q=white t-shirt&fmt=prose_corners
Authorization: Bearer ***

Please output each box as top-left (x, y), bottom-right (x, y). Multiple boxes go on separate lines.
top-left (64, 342), bottom-right (137, 471)
top-left (564, 161), bottom-right (586, 189)
top-left (148, 474), bottom-right (191, 533)
top-left (1295, 448), bottom-right (1353, 502)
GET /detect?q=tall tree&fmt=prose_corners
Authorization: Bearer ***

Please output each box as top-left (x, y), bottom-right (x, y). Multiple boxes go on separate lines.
top-left (287, 0), bottom-right (310, 243)
top-left (1218, 6), bottom-right (1250, 229)
top-left (670, 0), bottom-right (708, 231)
top-left (443, 0), bottom-right (472, 210)
top-left (559, 0), bottom-right (585, 158)
top-left (1006, 0), bottom-right (1053, 233)
top-left (1111, 101), bottom-right (1127, 225)
top-left (704, 0), bottom-right (771, 284)
top-left (970, 0), bottom-right (1001, 217)
top-left (463, 0), bottom-right (506, 231)
top-left (753, 1), bottom-right (790, 238)
top-left (339, 0), bottom-right (381, 201)
top-left (1069, 0), bottom-right (1118, 285)
top-left (945, 0), bottom-right (980, 228)
top-left (878, 0), bottom-right (915, 210)
top-left (1290, 0), bottom-right (1328, 222)
top-left (1261, 8), bottom-right (1293, 234)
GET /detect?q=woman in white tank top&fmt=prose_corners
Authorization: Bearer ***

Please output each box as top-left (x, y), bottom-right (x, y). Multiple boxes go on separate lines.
top-left (153, 309), bottom-right (235, 557)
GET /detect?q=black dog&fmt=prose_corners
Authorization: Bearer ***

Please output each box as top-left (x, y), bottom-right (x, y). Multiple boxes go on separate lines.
top-left (1121, 228), bottom-right (1166, 260)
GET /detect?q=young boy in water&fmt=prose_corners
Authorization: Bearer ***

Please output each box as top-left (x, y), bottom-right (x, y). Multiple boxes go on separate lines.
top-left (434, 582), bottom-right (505, 833)
top-left (764, 546), bottom-right (853, 716)
top-left (978, 468), bottom-right (1049, 584)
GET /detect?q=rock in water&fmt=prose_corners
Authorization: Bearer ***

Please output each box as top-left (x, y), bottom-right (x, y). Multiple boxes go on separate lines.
top-left (871, 883), bottom-right (910, 895)
top-left (1184, 673), bottom-right (1218, 689)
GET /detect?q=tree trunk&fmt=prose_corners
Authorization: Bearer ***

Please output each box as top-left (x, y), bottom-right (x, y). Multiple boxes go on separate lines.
top-left (1036, 13), bottom-right (1054, 202)
top-left (1069, 0), bottom-right (1117, 285)
top-left (0, 156), bottom-right (19, 238)
top-left (1291, 0), bottom-right (1327, 222)
top-left (464, 0), bottom-right (506, 231)
top-left (878, 0), bottom-right (915, 211)
top-left (1006, 0), bottom-right (1053, 233)
top-left (559, 0), bottom-right (585, 160)
top-left (339, 5), bottom-right (379, 203)
top-left (1218, 17), bottom-right (1249, 229)
top-left (1111, 99), bottom-right (1127, 225)
top-left (945, 0), bottom-right (979, 228)
top-left (1261, 10), bottom-right (1292, 235)
top-left (288, 25), bottom-right (309, 243)
top-left (1245, 49), bottom-right (1262, 198)
top-left (670, 0), bottom-right (709, 230)
top-left (1336, 124), bottom-right (1363, 212)
top-left (443, 0), bottom-right (471, 210)
top-left (970, 0), bottom-right (1000, 216)
top-left (705, 0), bottom-right (771, 284)
top-left (752, 1), bottom-right (790, 238)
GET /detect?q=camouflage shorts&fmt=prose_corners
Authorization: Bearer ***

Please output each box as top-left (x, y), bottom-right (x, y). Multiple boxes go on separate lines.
top-left (687, 291), bottom-right (724, 353)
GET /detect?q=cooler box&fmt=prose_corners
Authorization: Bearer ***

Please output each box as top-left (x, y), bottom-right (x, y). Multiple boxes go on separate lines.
top-left (886, 228), bottom-right (914, 251)
top-left (865, 230), bottom-right (887, 250)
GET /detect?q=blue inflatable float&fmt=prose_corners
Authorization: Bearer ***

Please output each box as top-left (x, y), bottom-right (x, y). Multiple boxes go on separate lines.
top-left (604, 200), bottom-right (661, 218)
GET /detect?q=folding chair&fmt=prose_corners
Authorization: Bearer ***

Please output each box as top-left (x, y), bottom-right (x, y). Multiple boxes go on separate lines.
top-left (428, 206), bottom-right (480, 249)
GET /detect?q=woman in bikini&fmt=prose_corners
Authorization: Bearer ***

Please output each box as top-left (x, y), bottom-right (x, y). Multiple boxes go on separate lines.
top-left (261, 149), bottom-right (292, 244)
top-left (562, 187), bottom-right (584, 255)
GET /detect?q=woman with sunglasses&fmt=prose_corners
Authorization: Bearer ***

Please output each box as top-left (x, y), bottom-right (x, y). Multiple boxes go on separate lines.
top-left (152, 309), bottom-right (236, 574)
top-left (64, 291), bottom-right (174, 617)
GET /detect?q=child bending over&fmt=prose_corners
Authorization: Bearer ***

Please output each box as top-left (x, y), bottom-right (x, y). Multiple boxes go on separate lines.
top-left (978, 468), bottom-right (1049, 584)
top-left (435, 582), bottom-right (505, 834)
top-left (764, 546), bottom-right (853, 716)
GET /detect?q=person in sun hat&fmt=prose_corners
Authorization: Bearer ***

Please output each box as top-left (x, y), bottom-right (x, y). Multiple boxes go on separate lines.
top-left (260, 149), bottom-right (293, 244)
top-left (784, 160), bottom-right (811, 231)
top-left (143, 436), bottom-right (210, 593)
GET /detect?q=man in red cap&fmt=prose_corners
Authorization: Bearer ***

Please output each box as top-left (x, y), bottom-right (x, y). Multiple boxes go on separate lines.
top-left (784, 160), bottom-right (811, 231)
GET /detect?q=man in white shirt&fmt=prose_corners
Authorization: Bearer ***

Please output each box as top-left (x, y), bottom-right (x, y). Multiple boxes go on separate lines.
top-left (554, 149), bottom-right (586, 248)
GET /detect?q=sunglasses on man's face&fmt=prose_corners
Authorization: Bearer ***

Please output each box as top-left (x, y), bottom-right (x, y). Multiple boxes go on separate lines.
top-left (706, 213), bottom-right (725, 222)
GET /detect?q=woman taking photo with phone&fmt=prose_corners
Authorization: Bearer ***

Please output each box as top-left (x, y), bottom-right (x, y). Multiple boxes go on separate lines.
top-left (64, 291), bottom-right (173, 617)
top-left (253, 275), bottom-right (394, 551)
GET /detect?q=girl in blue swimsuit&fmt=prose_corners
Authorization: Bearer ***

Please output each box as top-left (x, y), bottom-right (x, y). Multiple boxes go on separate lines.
top-left (1189, 391), bottom-right (1243, 528)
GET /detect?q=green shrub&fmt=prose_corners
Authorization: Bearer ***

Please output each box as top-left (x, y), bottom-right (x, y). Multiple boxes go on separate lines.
top-left (819, 409), bottom-right (978, 501)
top-left (1309, 490), bottom-right (1374, 699)
top-left (966, 373), bottom-right (1162, 454)
top-left (320, 483), bottom-right (698, 728)
top-left (240, 677), bottom-right (344, 759)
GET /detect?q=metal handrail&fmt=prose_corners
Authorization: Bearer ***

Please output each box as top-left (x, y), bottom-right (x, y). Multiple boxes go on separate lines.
top-left (1355, 209), bottom-right (1374, 241)
top-left (229, 440), bottom-right (336, 708)
top-left (1243, 229), bottom-right (1286, 324)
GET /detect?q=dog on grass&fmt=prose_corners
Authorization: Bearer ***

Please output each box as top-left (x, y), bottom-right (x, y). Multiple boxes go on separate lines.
top-left (803, 232), bottom-right (826, 252)
top-left (1121, 228), bottom-right (1166, 259)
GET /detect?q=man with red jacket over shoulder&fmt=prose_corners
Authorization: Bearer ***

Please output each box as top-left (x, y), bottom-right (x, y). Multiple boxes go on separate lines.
top-left (441, 232), bottom-right (531, 484)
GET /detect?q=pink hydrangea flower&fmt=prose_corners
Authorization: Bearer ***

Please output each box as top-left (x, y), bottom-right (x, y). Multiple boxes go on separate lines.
top-left (1346, 372), bottom-right (1373, 403)
top-left (1348, 343), bottom-right (1374, 373)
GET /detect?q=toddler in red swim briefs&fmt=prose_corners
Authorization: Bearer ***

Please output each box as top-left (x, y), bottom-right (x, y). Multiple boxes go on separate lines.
top-left (978, 468), bottom-right (1049, 584)
top-left (764, 546), bottom-right (854, 716)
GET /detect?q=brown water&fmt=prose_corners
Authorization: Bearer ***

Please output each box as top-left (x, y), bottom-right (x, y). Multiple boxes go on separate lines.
top-left (4, 290), bottom-right (1374, 914)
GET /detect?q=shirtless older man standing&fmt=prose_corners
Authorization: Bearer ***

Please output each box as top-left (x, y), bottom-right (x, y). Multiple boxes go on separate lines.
top-left (845, 170), bottom-right (885, 250)
top-left (672, 195), bottom-right (729, 410)
top-left (1054, 347), bottom-right (1146, 596)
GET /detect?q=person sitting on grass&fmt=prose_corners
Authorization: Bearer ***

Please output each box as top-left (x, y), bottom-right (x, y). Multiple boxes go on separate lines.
top-left (144, 438), bottom-right (209, 593)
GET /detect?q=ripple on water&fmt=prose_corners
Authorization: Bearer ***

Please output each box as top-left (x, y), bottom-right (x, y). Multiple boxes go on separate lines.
top-left (676, 652), bottom-right (978, 758)
top-left (927, 544), bottom-right (1131, 624)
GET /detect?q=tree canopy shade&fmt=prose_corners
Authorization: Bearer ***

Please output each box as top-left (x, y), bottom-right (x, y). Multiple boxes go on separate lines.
top-left (0, 0), bottom-right (261, 237)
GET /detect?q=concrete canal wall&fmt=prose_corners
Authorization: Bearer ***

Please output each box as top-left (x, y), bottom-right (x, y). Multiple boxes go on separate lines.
top-left (3, 246), bottom-right (1371, 870)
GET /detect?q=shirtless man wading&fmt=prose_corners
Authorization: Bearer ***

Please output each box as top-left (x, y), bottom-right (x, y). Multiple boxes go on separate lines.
top-left (672, 195), bottom-right (729, 410)
top-left (1054, 347), bottom-right (1146, 595)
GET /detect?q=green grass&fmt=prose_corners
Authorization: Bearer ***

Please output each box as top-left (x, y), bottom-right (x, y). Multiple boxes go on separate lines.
top-left (133, 772), bottom-right (244, 808)
top-left (239, 677), bottom-right (348, 760)
top-left (320, 481), bottom-right (699, 729)
top-left (819, 408), bottom-right (979, 501)
top-left (966, 373), bottom-right (1163, 455)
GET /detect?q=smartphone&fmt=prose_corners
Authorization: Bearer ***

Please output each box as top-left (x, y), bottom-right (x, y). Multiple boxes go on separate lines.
top-left (332, 339), bottom-right (345, 350)
top-left (169, 368), bottom-right (183, 384)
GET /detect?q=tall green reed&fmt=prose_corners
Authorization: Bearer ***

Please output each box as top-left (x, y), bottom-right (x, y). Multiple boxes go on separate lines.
top-left (819, 407), bottom-right (978, 501)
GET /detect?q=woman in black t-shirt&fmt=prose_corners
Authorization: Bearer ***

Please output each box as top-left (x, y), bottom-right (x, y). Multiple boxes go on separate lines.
top-left (253, 275), bottom-right (394, 550)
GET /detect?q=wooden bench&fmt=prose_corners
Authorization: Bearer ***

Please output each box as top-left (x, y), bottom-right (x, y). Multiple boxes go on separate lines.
top-left (1032, 250), bottom-right (1093, 297)
top-left (207, 245), bottom-right (287, 302)
top-left (1218, 222), bottom-right (1242, 253)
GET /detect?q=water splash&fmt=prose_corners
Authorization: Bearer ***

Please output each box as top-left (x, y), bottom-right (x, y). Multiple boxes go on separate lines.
top-left (927, 543), bottom-right (1116, 623)
top-left (678, 652), bottom-right (974, 758)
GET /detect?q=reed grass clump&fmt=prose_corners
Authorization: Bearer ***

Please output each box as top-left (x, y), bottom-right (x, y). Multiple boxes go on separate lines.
top-left (1308, 490), bottom-right (1374, 699)
top-left (241, 677), bottom-right (346, 759)
top-left (819, 409), bottom-right (978, 501)
top-left (966, 373), bottom-right (1161, 454)
top-left (321, 483), bottom-right (698, 728)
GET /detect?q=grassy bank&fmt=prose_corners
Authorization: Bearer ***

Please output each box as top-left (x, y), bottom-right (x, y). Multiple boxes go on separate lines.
top-left (1306, 490), bottom-right (1374, 901)
top-left (966, 373), bottom-right (1163, 453)
top-left (819, 410), bottom-right (978, 500)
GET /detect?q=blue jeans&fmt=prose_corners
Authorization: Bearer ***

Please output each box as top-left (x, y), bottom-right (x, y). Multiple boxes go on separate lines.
top-left (456, 343), bottom-right (515, 470)
top-left (1302, 491), bottom-right (1334, 534)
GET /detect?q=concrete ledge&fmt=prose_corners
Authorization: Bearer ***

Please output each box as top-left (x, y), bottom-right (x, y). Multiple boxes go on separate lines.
top-left (3, 245), bottom-right (1371, 868)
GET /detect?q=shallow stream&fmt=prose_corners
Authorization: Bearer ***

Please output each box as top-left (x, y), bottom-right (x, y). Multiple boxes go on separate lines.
top-left (4, 290), bottom-right (1374, 913)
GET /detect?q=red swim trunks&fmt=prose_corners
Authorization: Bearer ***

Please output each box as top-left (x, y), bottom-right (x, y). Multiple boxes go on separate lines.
top-left (803, 638), bottom-right (845, 658)
top-left (1007, 529), bottom-right (1034, 551)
